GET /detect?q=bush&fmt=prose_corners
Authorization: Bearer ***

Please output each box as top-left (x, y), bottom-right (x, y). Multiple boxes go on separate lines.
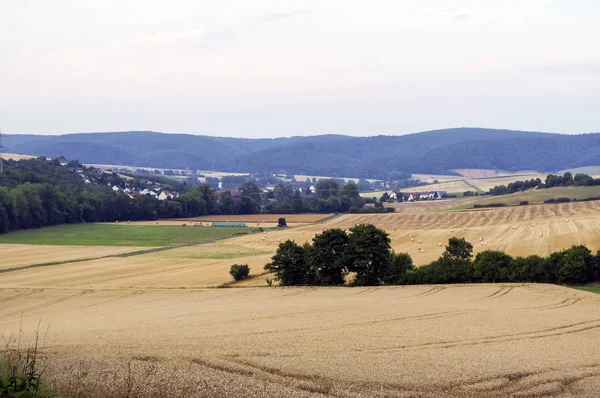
top-left (519, 201), bottom-right (529, 206)
top-left (229, 264), bottom-right (250, 281)
top-left (473, 203), bottom-right (507, 208)
top-left (544, 197), bottom-right (571, 204)
top-left (277, 217), bottom-right (287, 227)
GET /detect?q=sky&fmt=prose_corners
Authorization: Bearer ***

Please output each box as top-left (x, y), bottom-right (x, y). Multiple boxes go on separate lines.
top-left (1, 0), bottom-right (599, 137)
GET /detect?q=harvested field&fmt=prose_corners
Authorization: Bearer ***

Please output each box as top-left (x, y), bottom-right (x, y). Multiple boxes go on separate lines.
top-left (411, 173), bottom-right (462, 183)
top-left (1, 152), bottom-right (36, 160)
top-left (0, 244), bottom-right (141, 271)
top-left (1, 284), bottom-right (600, 397)
top-left (383, 197), bottom-right (483, 212)
top-left (470, 186), bottom-right (600, 207)
top-left (467, 174), bottom-right (547, 192)
top-left (450, 168), bottom-right (499, 178)
top-left (2, 201), bottom-right (600, 289)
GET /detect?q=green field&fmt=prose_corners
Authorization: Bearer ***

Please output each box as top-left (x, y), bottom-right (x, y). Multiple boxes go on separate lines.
top-left (0, 224), bottom-right (258, 247)
top-left (571, 286), bottom-right (600, 295)
top-left (462, 186), bottom-right (600, 208)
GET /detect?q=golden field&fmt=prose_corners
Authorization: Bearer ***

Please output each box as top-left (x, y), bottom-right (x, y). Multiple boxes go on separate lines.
top-left (2, 203), bottom-right (600, 396)
top-left (1, 285), bottom-right (599, 397)
top-left (1, 152), bottom-right (36, 160)
top-left (2, 202), bottom-right (600, 290)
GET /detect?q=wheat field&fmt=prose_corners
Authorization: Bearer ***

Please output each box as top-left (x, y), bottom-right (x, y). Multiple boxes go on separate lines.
top-left (1, 284), bottom-right (599, 397)
top-left (2, 202), bottom-right (600, 289)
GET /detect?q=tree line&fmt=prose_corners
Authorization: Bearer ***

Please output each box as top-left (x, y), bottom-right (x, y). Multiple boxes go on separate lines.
top-left (0, 158), bottom-right (375, 234)
top-left (267, 225), bottom-right (600, 286)
top-left (488, 172), bottom-right (600, 196)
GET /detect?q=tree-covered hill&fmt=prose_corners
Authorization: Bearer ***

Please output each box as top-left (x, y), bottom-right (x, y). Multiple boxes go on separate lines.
top-left (5, 128), bottom-right (600, 179)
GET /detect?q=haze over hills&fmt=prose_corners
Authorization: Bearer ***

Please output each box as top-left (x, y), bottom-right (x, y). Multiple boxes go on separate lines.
top-left (4, 128), bottom-right (600, 180)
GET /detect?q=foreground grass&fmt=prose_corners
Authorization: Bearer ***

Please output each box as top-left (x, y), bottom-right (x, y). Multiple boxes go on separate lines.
top-left (0, 224), bottom-right (259, 247)
top-left (570, 286), bottom-right (600, 295)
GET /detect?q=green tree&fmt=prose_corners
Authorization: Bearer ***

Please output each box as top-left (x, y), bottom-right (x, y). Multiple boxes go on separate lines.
top-left (443, 237), bottom-right (473, 262)
top-left (240, 180), bottom-right (262, 202)
top-left (384, 252), bottom-right (415, 284)
top-left (347, 224), bottom-right (391, 285)
top-left (266, 240), bottom-right (315, 286)
top-left (311, 228), bottom-right (349, 285)
top-left (473, 250), bottom-right (513, 282)
top-left (230, 264), bottom-right (250, 281)
top-left (340, 182), bottom-right (360, 199)
top-left (558, 245), bottom-right (594, 284)
top-left (315, 179), bottom-right (340, 200)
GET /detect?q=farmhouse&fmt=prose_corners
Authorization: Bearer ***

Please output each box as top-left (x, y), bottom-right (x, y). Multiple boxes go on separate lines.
top-left (158, 190), bottom-right (171, 200)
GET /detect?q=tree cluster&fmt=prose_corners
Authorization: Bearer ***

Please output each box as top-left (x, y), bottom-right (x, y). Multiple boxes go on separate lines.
top-left (488, 172), bottom-right (600, 196)
top-left (266, 233), bottom-right (600, 287)
top-left (265, 224), bottom-right (413, 286)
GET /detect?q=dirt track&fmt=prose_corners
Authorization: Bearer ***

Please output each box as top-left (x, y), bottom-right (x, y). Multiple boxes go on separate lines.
top-left (1, 284), bottom-right (599, 397)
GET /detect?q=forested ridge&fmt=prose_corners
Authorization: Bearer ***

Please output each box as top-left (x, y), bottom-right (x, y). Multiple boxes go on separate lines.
top-left (5, 128), bottom-right (600, 179)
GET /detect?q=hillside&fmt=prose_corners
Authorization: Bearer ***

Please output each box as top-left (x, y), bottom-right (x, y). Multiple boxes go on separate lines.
top-left (4, 128), bottom-right (600, 179)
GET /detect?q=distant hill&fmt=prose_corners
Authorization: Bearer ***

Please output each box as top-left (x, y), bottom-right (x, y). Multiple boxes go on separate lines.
top-left (4, 128), bottom-right (600, 180)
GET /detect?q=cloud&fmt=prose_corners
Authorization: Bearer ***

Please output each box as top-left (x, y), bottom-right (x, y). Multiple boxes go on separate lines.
top-left (259, 9), bottom-right (316, 22)
top-left (454, 14), bottom-right (471, 22)
top-left (528, 61), bottom-right (600, 76)
top-left (419, 8), bottom-right (458, 16)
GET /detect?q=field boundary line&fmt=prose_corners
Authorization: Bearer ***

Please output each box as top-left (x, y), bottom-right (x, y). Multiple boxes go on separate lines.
top-left (0, 241), bottom-right (215, 274)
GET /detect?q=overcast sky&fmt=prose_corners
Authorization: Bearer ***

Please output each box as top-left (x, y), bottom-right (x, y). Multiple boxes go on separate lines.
top-left (1, 0), bottom-right (599, 137)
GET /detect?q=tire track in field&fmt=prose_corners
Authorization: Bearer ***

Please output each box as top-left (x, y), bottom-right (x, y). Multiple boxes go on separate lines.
top-left (0, 290), bottom-right (92, 318)
top-left (0, 289), bottom-right (43, 304)
top-left (364, 318), bottom-right (600, 353)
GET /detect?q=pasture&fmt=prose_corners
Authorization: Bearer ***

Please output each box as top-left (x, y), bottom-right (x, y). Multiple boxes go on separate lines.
top-left (1, 285), bottom-right (599, 397)
top-left (0, 223), bottom-right (257, 247)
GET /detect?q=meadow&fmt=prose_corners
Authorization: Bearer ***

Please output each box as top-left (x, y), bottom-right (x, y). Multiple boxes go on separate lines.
top-left (0, 223), bottom-right (258, 247)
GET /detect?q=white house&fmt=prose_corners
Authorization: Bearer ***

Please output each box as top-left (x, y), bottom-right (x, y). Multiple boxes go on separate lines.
top-left (158, 190), bottom-right (171, 200)
top-left (112, 185), bottom-right (119, 192)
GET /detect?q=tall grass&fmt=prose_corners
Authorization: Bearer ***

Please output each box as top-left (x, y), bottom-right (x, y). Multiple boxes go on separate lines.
top-left (1, 320), bottom-right (50, 397)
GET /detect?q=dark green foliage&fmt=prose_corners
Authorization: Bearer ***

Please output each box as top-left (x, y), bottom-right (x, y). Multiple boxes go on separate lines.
top-left (311, 228), bottom-right (349, 285)
top-left (277, 217), bottom-right (287, 227)
top-left (558, 246), bottom-right (595, 284)
top-left (473, 203), bottom-right (507, 208)
top-left (384, 252), bottom-right (415, 284)
top-left (229, 264), bottom-right (250, 281)
top-left (473, 251), bottom-right (514, 282)
top-left (489, 172), bottom-right (600, 196)
top-left (443, 237), bottom-right (473, 262)
top-left (266, 240), bottom-right (317, 286)
top-left (347, 224), bottom-right (392, 286)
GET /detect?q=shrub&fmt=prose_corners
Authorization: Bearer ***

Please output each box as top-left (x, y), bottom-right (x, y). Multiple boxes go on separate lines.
top-left (519, 201), bottom-right (529, 206)
top-left (473, 203), bottom-right (507, 208)
top-left (277, 217), bottom-right (287, 227)
top-left (229, 264), bottom-right (250, 281)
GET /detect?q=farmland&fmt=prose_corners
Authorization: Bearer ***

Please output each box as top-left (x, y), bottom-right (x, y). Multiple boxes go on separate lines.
top-left (465, 186), bottom-right (600, 207)
top-left (2, 202), bottom-right (600, 396)
top-left (1, 285), bottom-right (600, 397)
top-left (0, 224), bottom-right (258, 247)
